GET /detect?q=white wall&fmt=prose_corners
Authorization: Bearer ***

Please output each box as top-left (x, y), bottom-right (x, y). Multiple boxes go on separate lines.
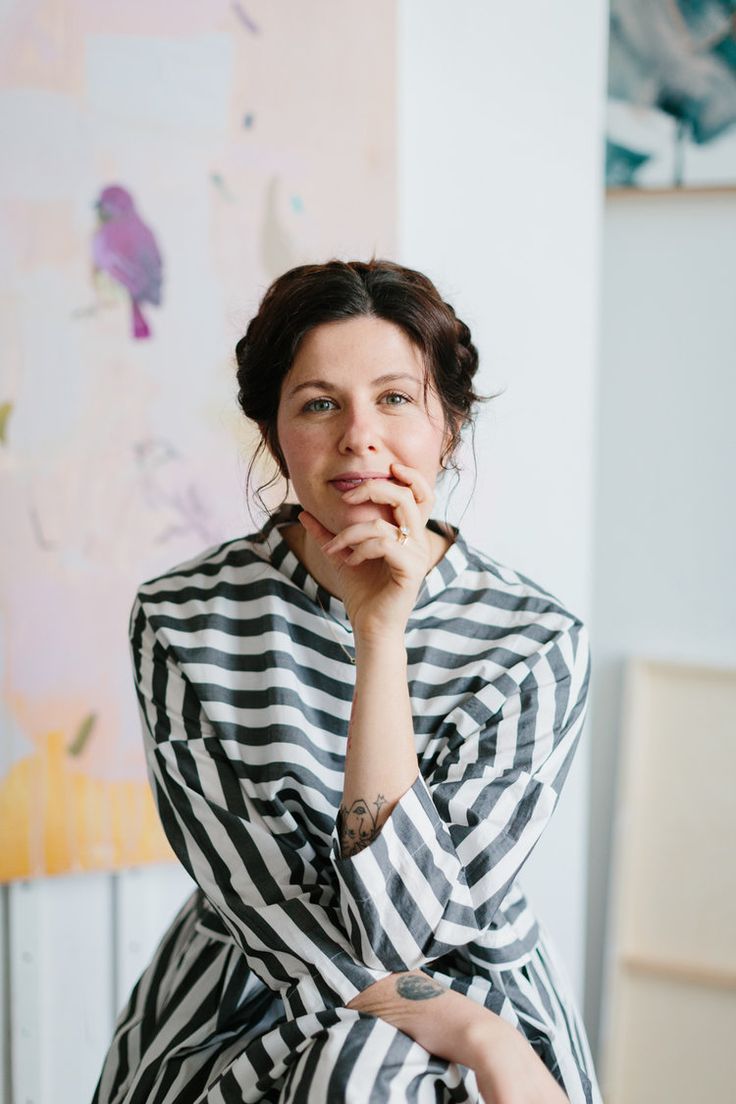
top-left (586, 190), bottom-right (736, 1061)
top-left (398, 0), bottom-right (609, 1004)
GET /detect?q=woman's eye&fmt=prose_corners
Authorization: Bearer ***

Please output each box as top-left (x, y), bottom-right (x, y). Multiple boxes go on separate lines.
top-left (303, 397), bottom-right (335, 413)
top-left (382, 392), bottom-right (410, 406)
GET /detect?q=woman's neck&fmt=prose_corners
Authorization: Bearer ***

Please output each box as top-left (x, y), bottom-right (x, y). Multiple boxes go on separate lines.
top-left (281, 522), bottom-right (342, 598)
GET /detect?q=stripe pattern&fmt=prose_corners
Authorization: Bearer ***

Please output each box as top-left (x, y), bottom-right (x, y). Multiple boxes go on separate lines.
top-left (93, 503), bottom-right (602, 1103)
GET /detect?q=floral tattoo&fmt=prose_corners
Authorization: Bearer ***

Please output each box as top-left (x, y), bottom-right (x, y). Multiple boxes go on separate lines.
top-left (338, 794), bottom-right (387, 857)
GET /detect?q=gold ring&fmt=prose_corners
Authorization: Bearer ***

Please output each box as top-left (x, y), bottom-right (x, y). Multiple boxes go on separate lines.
top-left (397, 525), bottom-right (409, 545)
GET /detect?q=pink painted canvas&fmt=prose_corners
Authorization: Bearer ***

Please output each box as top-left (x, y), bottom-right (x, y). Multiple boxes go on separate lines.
top-left (0, 0), bottom-right (396, 881)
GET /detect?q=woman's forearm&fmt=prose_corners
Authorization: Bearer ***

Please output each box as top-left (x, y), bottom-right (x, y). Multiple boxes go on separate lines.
top-left (347, 971), bottom-right (568, 1103)
top-left (346, 970), bottom-right (502, 1074)
top-left (338, 632), bottom-right (419, 857)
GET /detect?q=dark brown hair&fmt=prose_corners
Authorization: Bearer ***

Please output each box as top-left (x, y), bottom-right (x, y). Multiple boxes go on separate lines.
top-left (234, 258), bottom-right (490, 512)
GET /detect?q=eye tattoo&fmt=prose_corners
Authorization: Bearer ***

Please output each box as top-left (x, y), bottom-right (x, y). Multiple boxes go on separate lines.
top-left (338, 793), bottom-right (387, 857)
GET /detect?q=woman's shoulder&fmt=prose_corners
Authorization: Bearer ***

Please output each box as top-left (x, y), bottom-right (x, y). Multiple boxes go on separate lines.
top-left (131, 520), bottom-right (289, 615)
top-left (428, 534), bottom-right (592, 721)
top-left (446, 529), bottom-right (586, 635)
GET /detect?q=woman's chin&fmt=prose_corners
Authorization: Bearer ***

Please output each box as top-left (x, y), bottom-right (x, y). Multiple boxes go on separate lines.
top-left (300, 496), bottom-right (394, 536)
top-left (320, 502), bottom-right (392, 533)
top-left (344, 502), bottom-right (393, 524)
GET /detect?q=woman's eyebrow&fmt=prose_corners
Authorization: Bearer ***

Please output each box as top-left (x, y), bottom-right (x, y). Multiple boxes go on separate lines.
top-left (287, 372), bottom-right (422, 398)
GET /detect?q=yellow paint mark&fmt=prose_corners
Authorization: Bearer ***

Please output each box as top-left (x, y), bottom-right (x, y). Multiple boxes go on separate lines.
top-left (0, 730), bottom-right (174, 882)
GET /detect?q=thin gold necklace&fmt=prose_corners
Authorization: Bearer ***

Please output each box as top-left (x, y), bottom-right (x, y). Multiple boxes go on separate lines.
top-left (314, 588), bottom-right (356, 665)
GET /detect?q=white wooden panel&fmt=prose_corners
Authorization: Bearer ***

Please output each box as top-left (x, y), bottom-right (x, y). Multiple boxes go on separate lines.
top-left (115, 863), bottom-right (196, 1016)
top-left (1, 885), bottom-right (10, 1104)
top-left (601, 659), bottom-right (736, 1103)
top-left (9, 874), bottom-right (113, 1104)
top-left (9, 881), bottom-right (43, 1104)
top-left (608, 968), bottom-right (736, 1104)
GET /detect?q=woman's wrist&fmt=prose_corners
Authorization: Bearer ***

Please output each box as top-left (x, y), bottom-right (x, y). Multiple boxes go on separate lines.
top-left (467, 1007), bottom-right (571, 1103)
top-left (465, 1006), bottom-right (510, 1069)
top-left (353, 625), bottom-right (408, 655)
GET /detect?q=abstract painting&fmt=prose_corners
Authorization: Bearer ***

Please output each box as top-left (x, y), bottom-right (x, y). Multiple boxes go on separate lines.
top-left (606, 0), bottom-right (736, 188)
top-left (0, 0), bottom-right (397, 881)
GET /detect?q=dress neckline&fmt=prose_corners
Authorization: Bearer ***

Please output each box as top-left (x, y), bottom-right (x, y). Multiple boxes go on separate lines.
top-left (258, 502), bottom-right (470, 627)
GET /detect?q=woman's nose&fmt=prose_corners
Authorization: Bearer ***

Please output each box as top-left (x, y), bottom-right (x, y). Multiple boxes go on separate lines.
top-left (338, 405), bottom-right (379, 453)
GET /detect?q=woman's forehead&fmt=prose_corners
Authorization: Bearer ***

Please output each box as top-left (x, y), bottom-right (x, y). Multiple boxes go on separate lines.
top-left (291, 316), bottom-right (424, 372)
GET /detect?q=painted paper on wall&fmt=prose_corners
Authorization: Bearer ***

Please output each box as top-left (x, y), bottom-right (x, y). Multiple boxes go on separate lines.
top-left (0, 0), bottom-right (397, 882)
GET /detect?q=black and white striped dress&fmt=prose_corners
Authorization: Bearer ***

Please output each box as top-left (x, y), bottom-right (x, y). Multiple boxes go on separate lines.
top-left (93, 503), bottom-right (602, 1104)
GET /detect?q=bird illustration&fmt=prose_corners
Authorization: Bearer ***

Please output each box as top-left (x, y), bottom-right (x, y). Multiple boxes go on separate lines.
top-left (92, 185), bottom-right (163, 339)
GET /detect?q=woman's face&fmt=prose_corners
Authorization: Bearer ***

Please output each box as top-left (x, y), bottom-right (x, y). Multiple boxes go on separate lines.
top-left (274, 315), bottom-right (451, 534)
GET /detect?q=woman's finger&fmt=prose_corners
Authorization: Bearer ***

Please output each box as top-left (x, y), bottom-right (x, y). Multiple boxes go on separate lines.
top-left (341, 533), bottom-right (420, 569)
top-left (323, 518), bottom-right (413, 558)
top-left (340, 477), bottom-right (424, 531)
top-left (324, 520), bottom-right (424, 576)
top-left (298, 511), bottom-right (356, 566)
top-left (298, 510), bottom-right (335, 544)
top-left (341, 462), bottom-right (436, 523)
top-left (388, 461), bottom-right (435, 510)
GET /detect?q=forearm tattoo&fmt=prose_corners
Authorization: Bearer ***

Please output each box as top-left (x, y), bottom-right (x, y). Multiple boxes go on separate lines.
top-left (338, 794), bottom-right (387, 857)
top-left (395, 973), bottom-right (445, 1001)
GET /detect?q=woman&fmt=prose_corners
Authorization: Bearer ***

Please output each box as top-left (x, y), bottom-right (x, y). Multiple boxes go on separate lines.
top-left (93, 259), bottom-right (602, 1103)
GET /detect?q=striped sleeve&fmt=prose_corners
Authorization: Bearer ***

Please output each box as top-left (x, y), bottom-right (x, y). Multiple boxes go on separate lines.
top-left (129, 594), bottom-right (391, 1020)
top-left (328, 620), bottom-right (591, 973)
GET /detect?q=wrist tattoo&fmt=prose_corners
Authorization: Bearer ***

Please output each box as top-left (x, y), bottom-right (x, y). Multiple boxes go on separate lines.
top-left (338, 794), bottom-right (387, 856)
top-left (395, 973), bottom-right (445, 1001)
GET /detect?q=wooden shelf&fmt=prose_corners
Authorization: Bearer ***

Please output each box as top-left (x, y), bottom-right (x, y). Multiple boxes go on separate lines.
top-left (621, 953), bottom-right (736, 991)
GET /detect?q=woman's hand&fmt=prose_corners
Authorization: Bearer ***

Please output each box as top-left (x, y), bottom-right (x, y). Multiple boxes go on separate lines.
top-left (298, 460), bottom-right (435, 638)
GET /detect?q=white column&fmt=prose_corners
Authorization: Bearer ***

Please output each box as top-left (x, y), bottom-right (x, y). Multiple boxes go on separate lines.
top-left (398, 0), bottom-right (609, 1000)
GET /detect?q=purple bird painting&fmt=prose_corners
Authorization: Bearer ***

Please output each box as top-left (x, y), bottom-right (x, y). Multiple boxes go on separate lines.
top-left (92, 185), bottom-right (163, 340)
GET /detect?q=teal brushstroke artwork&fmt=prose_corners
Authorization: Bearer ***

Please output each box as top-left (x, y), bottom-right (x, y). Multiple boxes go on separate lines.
top-left (606, 0), bottom-right (736, 188)
top-left (606, 140), bottom-right (652, 187)
top-left (211, 172), bottom-right (236, 201)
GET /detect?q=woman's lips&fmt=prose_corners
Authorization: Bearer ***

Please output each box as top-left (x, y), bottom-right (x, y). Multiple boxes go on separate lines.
top-left (329, 476), bottom-right (391, 493)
